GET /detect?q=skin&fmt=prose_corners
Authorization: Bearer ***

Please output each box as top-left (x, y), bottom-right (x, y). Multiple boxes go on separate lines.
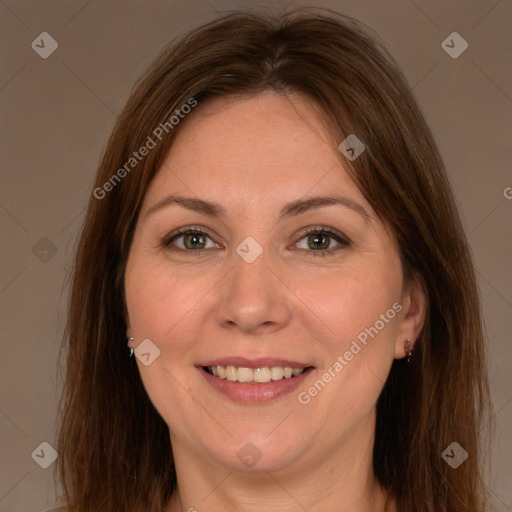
top-left (124, 91), bottom-right (426, 512)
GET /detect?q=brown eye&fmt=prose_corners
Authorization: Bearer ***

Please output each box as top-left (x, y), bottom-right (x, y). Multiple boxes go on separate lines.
top-left (162, 226), bottom-right (349, 257)
top-left (181, 232), bottom-right (207, 250)
top-left (164, 229), bottom-right (218, 253)
top-left (306, 232), bottom-right (331, 250)
top-left (294, 227), bottom-right (350, 257)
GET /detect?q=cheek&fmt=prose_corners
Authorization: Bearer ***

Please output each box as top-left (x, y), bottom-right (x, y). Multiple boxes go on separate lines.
top-left (124, 257), bottom-right (215, 355)
top-left (124, 258), bottom-right (213, 425)
top-left (304, 262), bottom-right (401, 409)
top-left (311, 264), bottom-right (401, 348)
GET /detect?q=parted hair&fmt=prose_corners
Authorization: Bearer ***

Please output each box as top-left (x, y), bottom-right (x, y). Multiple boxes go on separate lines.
top-left (57, 8), bottom-right (493, 512)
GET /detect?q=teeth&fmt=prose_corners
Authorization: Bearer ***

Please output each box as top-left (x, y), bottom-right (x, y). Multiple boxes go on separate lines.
top-left (207, 365), bottom-right (306, 384)
top-left (270, 366), bottom-right (284, 380)
top-left (254, 367), bottom-right (271, 383)
top-left (226, 365), bottom-right (237, 381)
top-left (237, 367), bottom-right (253, 383)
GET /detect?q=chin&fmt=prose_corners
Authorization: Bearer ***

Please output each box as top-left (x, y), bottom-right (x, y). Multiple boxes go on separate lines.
top-left (201, 427), bottom-right (315, 473)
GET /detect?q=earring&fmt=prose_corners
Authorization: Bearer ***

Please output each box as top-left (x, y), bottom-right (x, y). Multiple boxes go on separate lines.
top-left (127, 337), bottom-right (134, 357)
top-left (405, 339), bottom-right (413, 363)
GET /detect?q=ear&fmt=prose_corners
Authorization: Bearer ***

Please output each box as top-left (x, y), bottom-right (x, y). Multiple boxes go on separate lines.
top-left (122, 302), bottom-right (133, 338)
top-left (125, 322), bottom-right (135, 352)
top-left (394, 276), bottom-right (427, 359)
top-left (125, 314), bottom-right (132, 340)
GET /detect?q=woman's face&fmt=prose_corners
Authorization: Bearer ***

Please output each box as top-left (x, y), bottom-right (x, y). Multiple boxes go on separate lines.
top-left (124, 91), bottom-right (418, 475)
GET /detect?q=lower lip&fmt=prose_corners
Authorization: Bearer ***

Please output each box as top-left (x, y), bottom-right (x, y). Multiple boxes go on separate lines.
top-left (198, 367), bottom-right (314, 404)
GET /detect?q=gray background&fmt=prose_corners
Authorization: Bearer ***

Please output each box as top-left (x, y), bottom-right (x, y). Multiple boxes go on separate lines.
top-left (0, 1), bottom-right (510, 511)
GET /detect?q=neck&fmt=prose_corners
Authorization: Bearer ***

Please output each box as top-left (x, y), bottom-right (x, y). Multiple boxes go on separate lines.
top-left (165, 414), bottom-right (396, 512)
top-left (167, 473), bottom-right (393, 512)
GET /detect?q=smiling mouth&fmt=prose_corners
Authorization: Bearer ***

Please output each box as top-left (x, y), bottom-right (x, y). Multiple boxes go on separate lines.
top-left (203, 365), bottom-right (310, 384)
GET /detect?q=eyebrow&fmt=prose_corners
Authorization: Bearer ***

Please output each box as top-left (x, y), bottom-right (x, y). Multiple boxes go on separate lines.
top-left (145, 193), bottom-right (371, 223)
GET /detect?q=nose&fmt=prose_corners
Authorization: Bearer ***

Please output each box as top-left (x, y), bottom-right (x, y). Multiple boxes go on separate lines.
top-left (215, 245), bottom-right (293, 335)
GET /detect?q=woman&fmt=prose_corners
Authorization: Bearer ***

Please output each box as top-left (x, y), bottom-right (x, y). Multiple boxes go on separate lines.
top-left (57, 8), bottom-right (493, 512)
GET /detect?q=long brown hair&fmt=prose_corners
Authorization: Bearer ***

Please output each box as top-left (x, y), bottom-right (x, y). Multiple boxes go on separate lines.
top-left (57, 8), bottom-right (493, 511)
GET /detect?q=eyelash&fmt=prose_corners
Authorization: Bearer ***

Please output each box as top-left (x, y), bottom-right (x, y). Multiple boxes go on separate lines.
top-left (162, 225), bottom-right (350, 258)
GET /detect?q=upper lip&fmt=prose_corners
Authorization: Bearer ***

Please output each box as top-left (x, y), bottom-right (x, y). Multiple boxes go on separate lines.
top-left (200, 357), bottom-right (312, 369)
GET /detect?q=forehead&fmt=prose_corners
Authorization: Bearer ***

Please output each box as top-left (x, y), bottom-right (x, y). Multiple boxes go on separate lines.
top-left (142, 91), bottom-right (372, 218)
top-left (169, 91), bottom-right (337, 165)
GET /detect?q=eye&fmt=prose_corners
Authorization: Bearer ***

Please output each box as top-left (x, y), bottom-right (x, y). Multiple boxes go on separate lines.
top-left (163, 228), bottom-right (219, 254)
top-left (293, 227), bottom-right (350, 257)
top-left (162, 225), bottom-right (350, 257)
